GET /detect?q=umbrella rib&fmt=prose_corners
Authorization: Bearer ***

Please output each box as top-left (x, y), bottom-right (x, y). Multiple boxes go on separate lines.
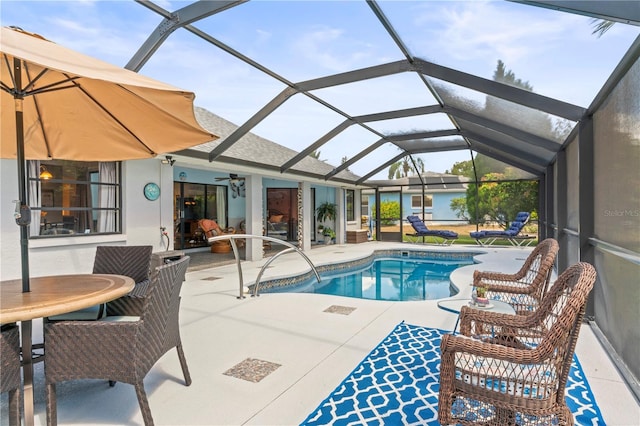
top-left (22, 61), bottom-right (81, 96)
top-left (19, 66), bottom-right (49, 94)
top-left (24, 65), bottom-right (54, 158)
top-left (1, 54), bottom-right (19, 94)
top-left (65, 74), bottom-right (157, 155)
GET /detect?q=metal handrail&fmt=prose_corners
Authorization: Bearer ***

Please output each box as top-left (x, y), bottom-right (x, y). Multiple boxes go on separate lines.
top-left (589, 237), bottom-right (640, 266)
top-left (205, 234), bottom-right (321, 299)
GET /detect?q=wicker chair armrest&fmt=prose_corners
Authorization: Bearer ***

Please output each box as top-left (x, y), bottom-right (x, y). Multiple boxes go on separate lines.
top-left (459, 306), bottom-right (535, 331)
top-left (45, 320), bottom-right (137, 341)
top-left (106, 295), bottom-right (145, 316)
top-left (482, 281), bottom-right (535, 295)
top-left (441, 333), bottom-right (543, 364)
top-left (473, 269), bottom-right (522, 285)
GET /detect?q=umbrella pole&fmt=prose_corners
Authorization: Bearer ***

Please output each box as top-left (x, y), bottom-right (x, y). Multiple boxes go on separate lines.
top-left (14, 57), bottom-right (36, 426)
top-left (13, 57), bottom-right (31, 293)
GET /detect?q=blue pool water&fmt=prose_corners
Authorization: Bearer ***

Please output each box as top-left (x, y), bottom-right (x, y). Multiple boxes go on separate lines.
top-left (264, 257), bottom-right (473, 301)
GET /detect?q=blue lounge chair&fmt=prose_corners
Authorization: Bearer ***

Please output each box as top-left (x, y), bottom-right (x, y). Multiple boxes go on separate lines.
top-left (406, 215), bottom-right (458, 245)
top-left (469, 212), bottom-right (534, 246)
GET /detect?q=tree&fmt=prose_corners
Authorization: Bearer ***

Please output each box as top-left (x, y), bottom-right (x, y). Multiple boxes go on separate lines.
top-left (371, 200), bottom-right (401, 226)
top-left (448, 159), bottom-right (473, 177)
top-left (591, 20), bottom-right (615, 37)
top-left (493, 60), bottom-right (533, 91)
top-left (388, 155), bottom-right (424, 179)
top-left (448, 60), bottom-right (542, 225)
top-left (341, 156), bottom-right (350, 172)
top-left (451, 172), bottom-right (538, 226)
top-left (309, 150), bottom-right (323, 161)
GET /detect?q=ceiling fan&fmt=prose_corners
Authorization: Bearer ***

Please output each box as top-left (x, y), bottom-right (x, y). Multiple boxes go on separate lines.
top-left (215, 174), bottom-right (246, 198)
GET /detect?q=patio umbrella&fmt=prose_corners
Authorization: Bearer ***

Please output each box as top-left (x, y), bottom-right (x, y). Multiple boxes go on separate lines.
top-left (1, 26), bottom-right (218, 292)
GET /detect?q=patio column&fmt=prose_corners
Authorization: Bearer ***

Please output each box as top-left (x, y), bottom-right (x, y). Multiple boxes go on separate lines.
top-left (245, 174), bottom-right (264, 261)
top-left (335, 187), bottom-right (345, 244)
top-left (299, 181), bottom-right (312, 252)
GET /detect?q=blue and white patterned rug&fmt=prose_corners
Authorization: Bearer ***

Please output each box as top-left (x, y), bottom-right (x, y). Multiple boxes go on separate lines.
top-left (301, 322), bottom-right (604, 425)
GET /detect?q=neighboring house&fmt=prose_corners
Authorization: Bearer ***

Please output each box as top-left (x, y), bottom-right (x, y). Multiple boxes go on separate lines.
top-left (362, 172), bottom-right (469, 224)
top-left (0, 106), bottom-right (364, 281)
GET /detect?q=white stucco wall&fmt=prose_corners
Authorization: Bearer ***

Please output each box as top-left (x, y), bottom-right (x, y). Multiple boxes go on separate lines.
top-left (0, 158), bottom-right (173, 281)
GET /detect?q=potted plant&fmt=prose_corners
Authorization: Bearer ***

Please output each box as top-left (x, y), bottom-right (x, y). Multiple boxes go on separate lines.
top-left (322, 226), bottom-right (336, 244)
top-left (316, 202), bottom-right (337, 223)
top-left (474, 285), bottom-right (489, 306)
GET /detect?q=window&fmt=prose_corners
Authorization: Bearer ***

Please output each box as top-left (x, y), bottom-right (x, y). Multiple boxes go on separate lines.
top-left (346, 189), bottom-right (355, 221)
top-left (28, 160), bottom-right (121, 237)
top-left (411, 194), bottom-right (433, 208)
top-left (361, 194), bottom-right (369, 212)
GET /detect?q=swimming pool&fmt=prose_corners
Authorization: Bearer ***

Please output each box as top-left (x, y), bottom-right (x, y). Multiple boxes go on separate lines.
top-left (258, 250), bottom-right (476, 301)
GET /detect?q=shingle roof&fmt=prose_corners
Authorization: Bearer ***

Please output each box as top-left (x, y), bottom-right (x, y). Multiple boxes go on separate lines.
top-left (365, 172), bottom-right (469, 191)
top-left (182, 106), bottom-right (362, 184)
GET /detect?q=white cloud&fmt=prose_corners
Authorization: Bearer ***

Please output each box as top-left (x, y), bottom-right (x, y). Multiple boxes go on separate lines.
top-left (292, 25), bottom-right (376, 73)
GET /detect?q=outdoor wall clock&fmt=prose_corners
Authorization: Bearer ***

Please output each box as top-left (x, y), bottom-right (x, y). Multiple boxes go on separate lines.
top-left (143, 182), bottom-right (161, 201)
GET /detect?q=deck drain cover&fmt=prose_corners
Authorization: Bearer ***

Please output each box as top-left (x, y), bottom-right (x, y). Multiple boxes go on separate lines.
top-left (223, 358), bottom-right (281, 383)
top-left (324, 305), bottom-right (357, 315)
top-left (202, 276), bottom-right (222, 281)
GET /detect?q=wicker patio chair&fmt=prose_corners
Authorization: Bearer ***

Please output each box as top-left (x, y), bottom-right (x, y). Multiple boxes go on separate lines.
top-left (438, 262), bottom-right (597, 426)
top-left (44, 256), bottom-right (191, 426)
top-left (99, 245), bottom-right (153, 316)
top-left (474, 238), bottom-right (559, 315)
top-left (198, 218), bottom-right (236, 253)
top-left (1, 324), bottom-right (21, 426)
top-left (47, 245), bottom-right (153, 320)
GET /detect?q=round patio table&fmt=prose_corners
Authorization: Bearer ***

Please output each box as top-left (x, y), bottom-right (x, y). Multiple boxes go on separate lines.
top-left (0, 274), bottom-right (134, 426)
top-left (437, 298), bottom-right (516, 334)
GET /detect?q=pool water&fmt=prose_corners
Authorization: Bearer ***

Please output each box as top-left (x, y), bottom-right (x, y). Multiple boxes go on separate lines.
top-left (266, 257), bottom-right (473, 301)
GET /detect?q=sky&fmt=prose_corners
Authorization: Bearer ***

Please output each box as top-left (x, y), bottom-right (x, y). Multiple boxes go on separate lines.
top-left (1, 1), bottom-right (638, 180)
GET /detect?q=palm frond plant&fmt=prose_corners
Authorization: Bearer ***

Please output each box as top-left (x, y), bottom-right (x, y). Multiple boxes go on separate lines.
top-left (316, 202), bottom-right (337, 223)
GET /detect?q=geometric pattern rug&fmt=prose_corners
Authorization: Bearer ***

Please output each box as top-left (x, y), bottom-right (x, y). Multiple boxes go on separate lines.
top-left (301, 322), bottom-right (605, 425)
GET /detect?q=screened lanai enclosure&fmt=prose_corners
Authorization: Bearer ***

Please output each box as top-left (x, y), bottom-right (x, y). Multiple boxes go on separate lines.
top-left (113, 0), bottom-right (640, 396)
top-left (3, 0), bottom-right (639, 401)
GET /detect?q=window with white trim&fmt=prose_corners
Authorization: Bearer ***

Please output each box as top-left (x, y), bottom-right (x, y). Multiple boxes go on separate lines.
top-left (28, 160), bottom-right (121, 237)
top-left (411, 194), bottom-right (433, 208)
top-left (346, 189), bottom-right (355, 221)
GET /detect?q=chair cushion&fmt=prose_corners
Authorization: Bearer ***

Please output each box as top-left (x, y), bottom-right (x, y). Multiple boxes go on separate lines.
top-left (100, 315), bottom-right (139, 323)
top-left (48, 304), bottom-right (105, 321)
top-left (454, 351), bottom-right (558, 399)
top-left (437, 231), bottom-right (458, 238)
top-left (269, 214), bottom-right (284, 223)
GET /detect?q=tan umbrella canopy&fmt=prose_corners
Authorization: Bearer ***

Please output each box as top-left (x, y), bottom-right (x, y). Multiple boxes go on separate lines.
top-left (1, 26), bottom-right (217, 160)
top-left (1, 25), bottom-right (218, 292)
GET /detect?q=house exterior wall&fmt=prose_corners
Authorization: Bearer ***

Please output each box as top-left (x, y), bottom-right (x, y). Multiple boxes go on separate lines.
top-left (364, 190), bottom-right (465, 223)
top-left (0, 158), bottom-right (351, 280)
top-left (0, 158), bottom-right (171, 281)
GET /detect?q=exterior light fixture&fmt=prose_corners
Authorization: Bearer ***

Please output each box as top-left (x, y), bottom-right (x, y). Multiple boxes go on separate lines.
top-left (162, 155), bottom-right (176, 166)
top-left (39, 165), bottom-right (53, 180)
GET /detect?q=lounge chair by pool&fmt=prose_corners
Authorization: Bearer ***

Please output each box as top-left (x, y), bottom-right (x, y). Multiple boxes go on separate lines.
top-left (469, 212), bottom-right (534, 246)
top-left (406, 215), bottom-right (458, 245)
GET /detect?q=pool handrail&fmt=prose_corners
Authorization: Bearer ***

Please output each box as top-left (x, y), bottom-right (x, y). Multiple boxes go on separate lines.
top-left (205, 234), bottom-right (321, 299)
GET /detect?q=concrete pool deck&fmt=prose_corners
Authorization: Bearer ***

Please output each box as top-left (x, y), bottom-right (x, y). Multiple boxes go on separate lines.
top-left (5, 241), bottom-right (639, 425)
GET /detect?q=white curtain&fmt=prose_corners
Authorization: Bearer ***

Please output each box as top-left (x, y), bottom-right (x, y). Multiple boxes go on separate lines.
top-left (97, 162), bottom-right (116, 233)
top-left (216, 186), bottom-right (226, 227)
top-left (28, 160), bottom-right (41, 236)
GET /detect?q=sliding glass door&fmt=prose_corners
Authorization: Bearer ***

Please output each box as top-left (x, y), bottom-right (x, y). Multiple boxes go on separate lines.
top-left (174, 182), bottom-right (227, 250)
